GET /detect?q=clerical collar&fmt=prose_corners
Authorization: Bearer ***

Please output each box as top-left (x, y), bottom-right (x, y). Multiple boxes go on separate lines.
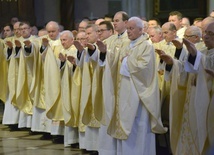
top-left (118, 31), bottom-right (125, 38)
top-left (129, 35), bottom-right (141, 48)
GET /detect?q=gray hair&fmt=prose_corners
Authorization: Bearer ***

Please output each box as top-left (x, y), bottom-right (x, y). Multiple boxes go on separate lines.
top-left (187, 26), bottom-right (202, 38)
top-left (60, 30), bottom-right (74, 39)
top-left (128, 16), bottom-right (144, 28)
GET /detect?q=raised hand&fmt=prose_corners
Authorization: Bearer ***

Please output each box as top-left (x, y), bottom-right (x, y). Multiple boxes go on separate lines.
top-left (205, 69), bottom-right (214, 78)
top-left (155, 49), bottom-right (165, 56)
top-left (172, 39), bottom-right (183, 49)
top-left (67, 55), bottom-right (76, 65)
top-left (23, 40), bottom-right (32, 48)
top-left (96, 40), bottom-right (107, 53)
top-left (73, 40), bottom-right (84, 52)
top-left (5, 41), bottom-right (13, 49)
top-left (183, 38), bottom-right (197, 56)
top-left (159, 54), bottom-right (173, 65)
top-left (42, 38), bottom-right (49, 47)
top-left (86, 43), bottom-right (95, 51)
top-left (14, 40), bottom-right (22, 47)
top-left (58, 53), bottom-right (67, 62)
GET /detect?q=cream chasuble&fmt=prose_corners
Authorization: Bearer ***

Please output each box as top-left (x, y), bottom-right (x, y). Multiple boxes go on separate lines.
top-left (7, 37), bottom-right (24, 107)
top-left (44, 45), bottom-right (63, 121)
top-left (92, 37), bottom-right (115, 125)
top-left (15, 36), bottom-right (39, 114)
top-left (72, 65), bottom-right (84, 132)
top-left (101, 33), bottom-right (129, 127)
top-left (125, 36), bottom-right (167, 134)
top-left (80, 47), bottom-right (100, 128)
top-left (0, 39), bottom-right (8, 102)
top-left (169, 45), bottom-right (211, 155)
top-left (122, 35), bottom-right (167, 138)
top-left (33, 46), bottom-right (45, 109)
top-left (33, 36), bottom-right (61, 110)
top-left (60, 45), bottom-right (78, 127)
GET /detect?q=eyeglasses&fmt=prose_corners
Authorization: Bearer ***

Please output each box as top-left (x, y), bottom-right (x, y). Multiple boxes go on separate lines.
top-left (97, 29), bottom-right (109, 33)
top-left (184, 34), bottom-right (196, 38)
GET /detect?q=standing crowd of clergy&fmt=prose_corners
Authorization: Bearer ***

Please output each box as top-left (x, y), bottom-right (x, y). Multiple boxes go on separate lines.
top-left (0, 9), bottom-right (214, 155)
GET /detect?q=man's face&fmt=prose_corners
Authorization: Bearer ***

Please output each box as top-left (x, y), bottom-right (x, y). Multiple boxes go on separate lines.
top-left (46, 25), bottom-right (59, 40)
top-left (60, 33), bottom-right (73, 49)
top-left (76, 32), bottom-right (87, 47)
top-left (20, 24), bottom-right (31, 38)
top-left (78, 21), bottom-right (87, 32)
top-left (85, 27), bottom-right (98, 44)
top-left (184, 28), bottom-right (198, 44)
top-left (148, 20), bottom-right (158, 28)
top-left (13, 23), bottom-right (21, 38)
top-left (168, 15), bottom-right (181, 30)
top-left (113, 13), bottom-right (126, 34)
top-left (98, 24), bottom-right (112, 41)
top-left (3, 26), bottom-right (13, 38)
top-left (203, 23), bottom-right (214, 49)
top-left (162, 24), bottom-right (176, 43)
top-left (127, 20), bottom-right (142, 41)
top-left (148, 28), bottom-right (162, 43)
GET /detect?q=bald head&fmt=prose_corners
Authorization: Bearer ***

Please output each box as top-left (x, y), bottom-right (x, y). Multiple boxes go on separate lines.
top-left (95, 18), bottom-right (105, 25)
top-left (162, 22), bottom-right (177, 31)
top-left (203, 22), bottom-right (214, 49)
top-left (201, 17), bottom-right (214, 33)
top-left (162, 22), bottom-right (177, 43)
top-left (78, 20), bottom-right (88, 32)
top-left (46, 21), bottom-right (60, 40)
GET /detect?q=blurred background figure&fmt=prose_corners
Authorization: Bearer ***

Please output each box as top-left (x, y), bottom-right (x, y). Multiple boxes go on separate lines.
top-left (181, 17), bottom-right (190, 28)
top-left (10, 17), bottom-right (19, 26)
top-left (3, 23), bottom-right (14, 39)
top-left (31, 25), bottom-right (38, 36)
top-left (148, 17), bottom-right (161, 28)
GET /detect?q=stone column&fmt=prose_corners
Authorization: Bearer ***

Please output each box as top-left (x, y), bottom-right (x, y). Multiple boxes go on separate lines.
top-left (208, 0), bottom-right (214, 15)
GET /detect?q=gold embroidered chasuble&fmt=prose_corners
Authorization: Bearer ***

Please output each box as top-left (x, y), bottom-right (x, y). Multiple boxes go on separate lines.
top-left (167, 42), bottom-right (209, 154)
top-left (106, 34), bottom-right (167, 140)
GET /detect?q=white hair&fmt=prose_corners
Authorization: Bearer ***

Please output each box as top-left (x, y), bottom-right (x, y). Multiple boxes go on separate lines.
top-left (60, 30), bottom-right (74, 39)
top-left (128, 16), bottom-right (144, 28)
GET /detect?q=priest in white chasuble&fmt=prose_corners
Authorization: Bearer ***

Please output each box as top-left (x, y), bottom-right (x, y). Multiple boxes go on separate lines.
top-left (77, 24), bottom-right (101, 151)
top-left (71, 31), bottom-right (87, 149)
top-left (93, 11), bottom-right (130, 155)
top-left (33, 21), bottom-right (63, 142)
top-left (2, 22), bottom-right (22, 129)
top-left (15, 21), bottom-right (39, 128)
top-left (92, 15), bottom-right (130, 154)
top-left (116, 17), bottom-right (167, 155)
top-left (58, 30), bottom-right (79, 147)
top-left (177, 23), bottom-right (214, 155)
top-left (0, 39), bottom-right (8, 103)
top-left (158, 23), bottom-right (214, 155)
